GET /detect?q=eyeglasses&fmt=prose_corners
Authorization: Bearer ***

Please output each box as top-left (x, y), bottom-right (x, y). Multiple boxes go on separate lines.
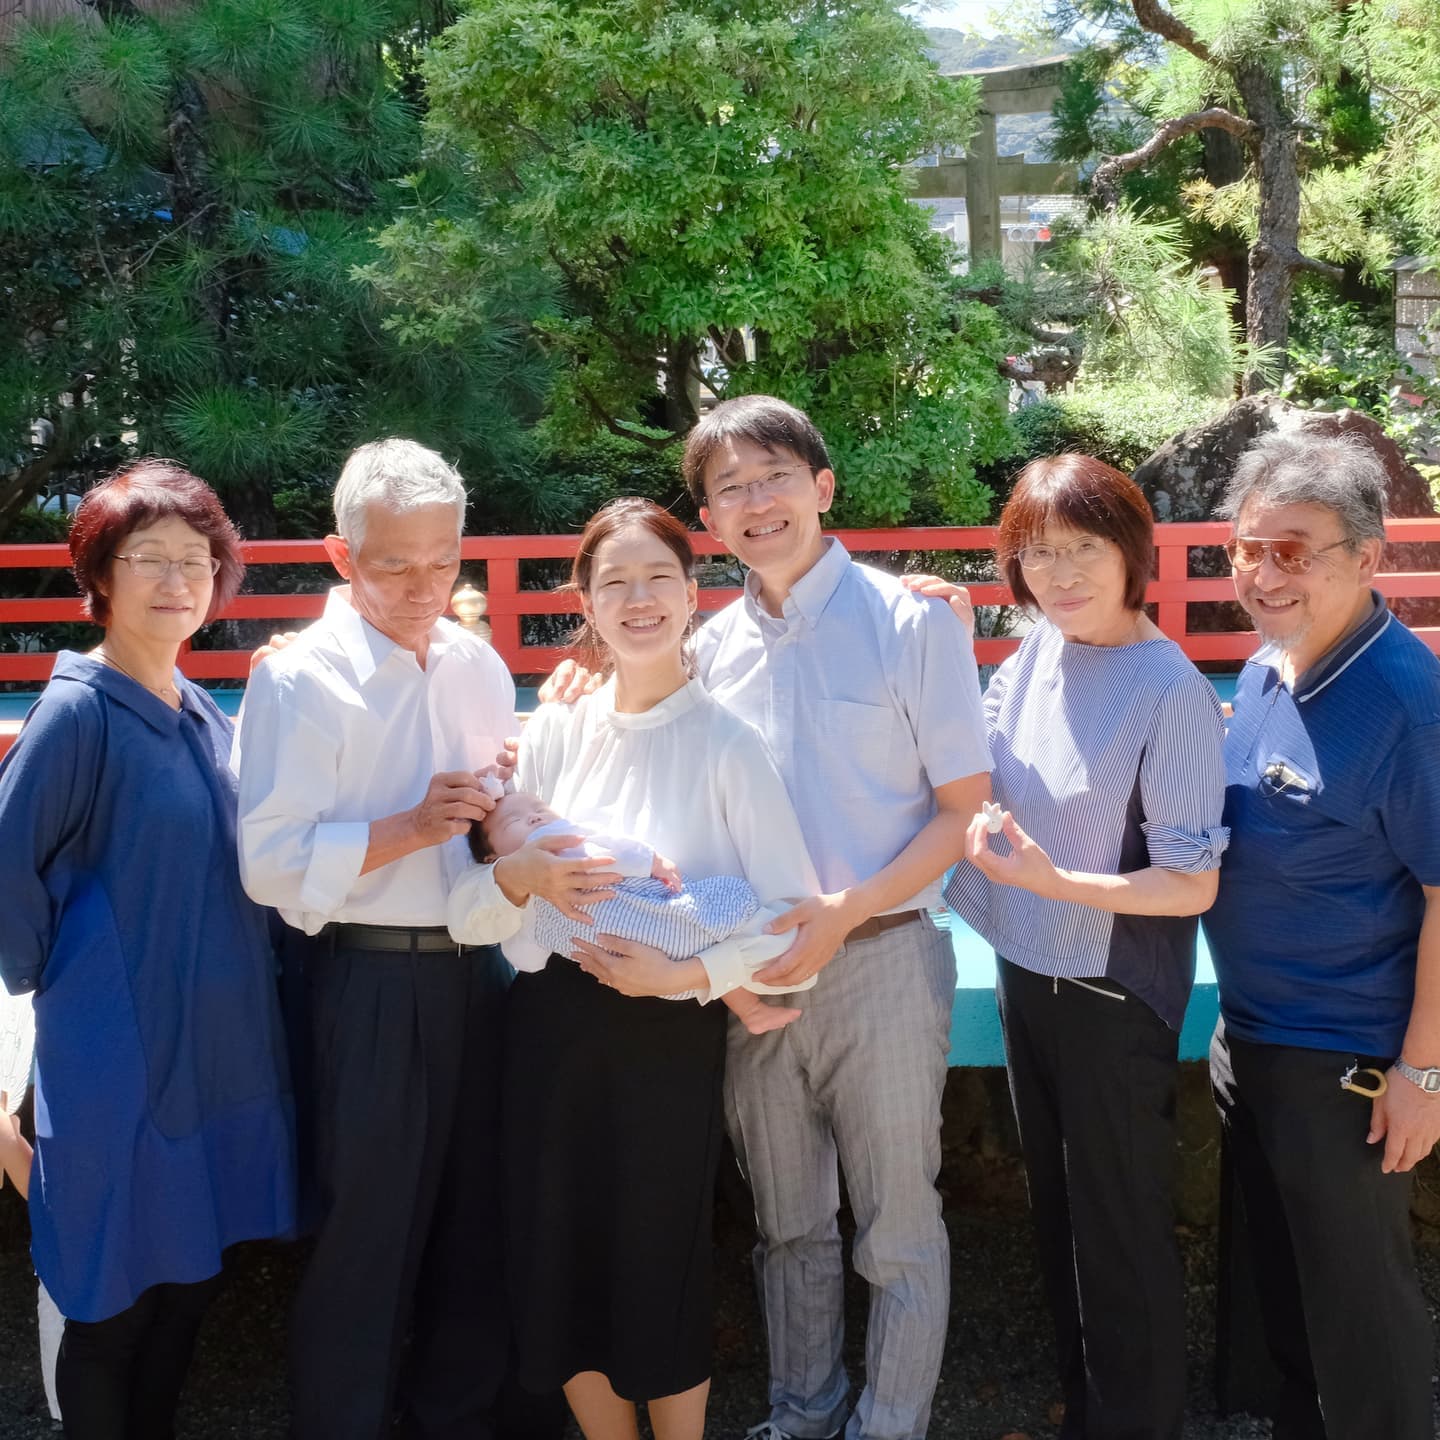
top-left (114, 552), bottom-right (220, 582)
top-left (1224, 537), bottom-right (1350, 575)
top-left (1015, 536), bottom-right (1110, 571)
top-left (706, 466), bottom-right (812, 509)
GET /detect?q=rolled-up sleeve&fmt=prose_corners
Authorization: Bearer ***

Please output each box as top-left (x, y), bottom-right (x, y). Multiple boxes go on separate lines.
top-left (1139, 674), bottom-right (1230, 873)
top-left (234, 663), bottom-right (370, 927)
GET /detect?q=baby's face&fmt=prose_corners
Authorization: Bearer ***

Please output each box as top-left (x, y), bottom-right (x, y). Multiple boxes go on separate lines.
top-left (483, 792), bottom-right (562, 858)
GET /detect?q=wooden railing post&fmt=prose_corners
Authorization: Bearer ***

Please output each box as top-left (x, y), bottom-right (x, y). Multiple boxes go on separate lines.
top-left (484, 557), bottom-right (522, 672)
top-left (1155, 537), bottom-right (1189, 646)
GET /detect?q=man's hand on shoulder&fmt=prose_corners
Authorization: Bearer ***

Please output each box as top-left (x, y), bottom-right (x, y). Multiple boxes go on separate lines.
top-left (248, 631), bottom-right (300, 676)
top-left (900, 573), bottom-right (974, 636)
top-left (1369, 1066), bottom-right (1440, 1173)
top-left (753, 892), bottom-right (859, 988)
top-left (537, 657), bottom-right (603, 706)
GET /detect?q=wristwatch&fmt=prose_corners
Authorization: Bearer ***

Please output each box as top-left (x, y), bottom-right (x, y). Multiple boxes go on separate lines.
top-left (1393, 1058), bottom-right (1440, 1094)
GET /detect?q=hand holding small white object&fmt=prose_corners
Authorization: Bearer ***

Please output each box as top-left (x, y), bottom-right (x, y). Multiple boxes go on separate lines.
top-left (981, 801), bottom-right (1004, 834)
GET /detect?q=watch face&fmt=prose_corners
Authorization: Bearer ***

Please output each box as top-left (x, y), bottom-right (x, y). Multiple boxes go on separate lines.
top-left (1426, 1071), bottom-right (1440, 1093)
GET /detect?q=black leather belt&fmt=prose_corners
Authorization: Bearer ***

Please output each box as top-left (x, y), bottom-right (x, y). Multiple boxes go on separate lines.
top-left (330, 923), bottom-right (459, 953)
top-left (843, 909), bottom-right (925, 945)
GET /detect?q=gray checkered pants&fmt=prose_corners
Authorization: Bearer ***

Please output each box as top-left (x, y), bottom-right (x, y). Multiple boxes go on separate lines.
top-left (724, 914), bottom-right (954, 1440)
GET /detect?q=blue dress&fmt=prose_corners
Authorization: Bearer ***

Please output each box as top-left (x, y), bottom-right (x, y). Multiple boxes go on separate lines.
top-left (0, 653), bottom-right (296, 1322)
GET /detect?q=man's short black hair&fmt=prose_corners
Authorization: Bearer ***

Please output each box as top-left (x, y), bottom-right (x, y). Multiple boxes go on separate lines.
top-left (682, 395), bottom-right (832, 507)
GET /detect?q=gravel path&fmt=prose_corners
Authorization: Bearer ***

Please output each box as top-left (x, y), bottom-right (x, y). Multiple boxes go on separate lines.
top-left (2, 1109), bottom-right (1436, 1438)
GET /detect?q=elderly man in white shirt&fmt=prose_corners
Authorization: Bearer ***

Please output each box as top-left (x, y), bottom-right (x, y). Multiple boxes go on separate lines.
top-left (235, 439), bottom-right (566, 1440)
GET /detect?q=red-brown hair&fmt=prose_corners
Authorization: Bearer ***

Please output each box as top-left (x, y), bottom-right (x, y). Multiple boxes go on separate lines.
top-left (69, 459), bottom-right (245, 625)
top-left (996, 454), bottom-right (1154, 612)
top-left (567, 497), bottom-right (695, 669)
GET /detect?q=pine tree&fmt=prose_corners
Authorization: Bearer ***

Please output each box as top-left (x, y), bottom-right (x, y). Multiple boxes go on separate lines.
top-left (1037, 0), bottom-right (1425, 392)
top-left (0, 0), bottom-right (549, 538)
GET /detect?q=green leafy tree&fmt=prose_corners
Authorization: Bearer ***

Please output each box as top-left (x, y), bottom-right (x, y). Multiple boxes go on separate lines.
top-left (410, 0), bottom-right (1014, 525)
top-left (0, 0), bottom-right (549, 538)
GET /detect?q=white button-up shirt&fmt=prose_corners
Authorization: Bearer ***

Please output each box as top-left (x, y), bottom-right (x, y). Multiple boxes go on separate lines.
top-left (692, 538), bottom-right (990, 909)
top-left (234, 586), bottom-right (516, 934)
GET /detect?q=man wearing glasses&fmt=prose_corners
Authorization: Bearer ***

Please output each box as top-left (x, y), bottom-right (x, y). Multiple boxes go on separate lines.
top-left (683, 396), bottom-right (991, 1440)
top-left (1203, 430), bottom-right (1440, 1440)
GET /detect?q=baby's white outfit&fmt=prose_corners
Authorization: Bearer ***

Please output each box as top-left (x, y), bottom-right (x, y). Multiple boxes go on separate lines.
top-left (501, 819), bottom-right (814, 996)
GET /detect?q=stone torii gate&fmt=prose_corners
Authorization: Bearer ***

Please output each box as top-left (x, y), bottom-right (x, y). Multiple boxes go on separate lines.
top-left (912, 56), bottom-right (1077, 262)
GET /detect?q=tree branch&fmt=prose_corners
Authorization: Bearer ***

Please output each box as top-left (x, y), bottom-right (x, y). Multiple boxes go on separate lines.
top-left (575, 382), bottom-right (675, 449)
top-left (1093, 108), bottom-right (1260, 208)
top-left (1252, 240), bottom-right (1344, 281)
top-left (1129, 0), bottom-right (1214, 65)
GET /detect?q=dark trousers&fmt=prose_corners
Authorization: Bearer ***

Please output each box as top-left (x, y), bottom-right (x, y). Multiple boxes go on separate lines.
top-left (997, 959), bottom-right (1186, 1440)
top-left (1210, 1021), bottom-right (1434, 1440)
top-left (56, 1272), bottom-right (224, 1440)
top-left (289, 937), bottom-right (514, 1440)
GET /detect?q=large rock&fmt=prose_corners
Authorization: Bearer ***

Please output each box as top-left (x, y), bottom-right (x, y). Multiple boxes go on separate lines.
top-left (1133, 396), bottom-right (1440, 629)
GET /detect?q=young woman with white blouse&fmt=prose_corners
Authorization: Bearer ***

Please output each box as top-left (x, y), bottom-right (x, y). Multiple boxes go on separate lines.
top-left (448, 498), bottom-right (818, 1440)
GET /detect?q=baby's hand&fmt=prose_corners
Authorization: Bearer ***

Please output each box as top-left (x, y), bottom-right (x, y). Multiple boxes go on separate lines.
top-left (651, 853), bottom-right (683, 893)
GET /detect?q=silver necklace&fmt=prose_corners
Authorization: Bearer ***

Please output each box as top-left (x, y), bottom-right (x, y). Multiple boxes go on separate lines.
top-left (95, 647), bottom-right (180, 705)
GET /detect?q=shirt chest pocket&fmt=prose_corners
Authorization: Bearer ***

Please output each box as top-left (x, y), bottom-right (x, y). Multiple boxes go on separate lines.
top-left (817, 698), bottom-right (905, 797)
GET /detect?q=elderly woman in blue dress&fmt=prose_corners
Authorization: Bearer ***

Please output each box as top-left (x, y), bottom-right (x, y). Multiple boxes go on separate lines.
top-left (0, 461), bottom-right (295, 1440)
top-left (947, 454), bottom-right (1228, 1440)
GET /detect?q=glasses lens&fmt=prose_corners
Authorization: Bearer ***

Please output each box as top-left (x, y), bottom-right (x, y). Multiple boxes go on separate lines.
top-left (180, 557), bottom-right (218, 580)
top-left (1017, 545), bottom-right (1055, 571)
top-left (1226, 539), bottom-right (1313, 574)
top-left (1267, 542), bottom-right (1313, 574)
top-left (129, 555), bottom-right (168, 579)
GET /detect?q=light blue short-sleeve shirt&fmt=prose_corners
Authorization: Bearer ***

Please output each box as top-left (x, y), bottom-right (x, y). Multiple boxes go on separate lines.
top-left (693, 538), bottom-right (990, 907)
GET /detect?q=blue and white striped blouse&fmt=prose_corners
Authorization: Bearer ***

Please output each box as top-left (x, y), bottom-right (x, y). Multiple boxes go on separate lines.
top-left (945, 622), bottom-right (1229, 1029)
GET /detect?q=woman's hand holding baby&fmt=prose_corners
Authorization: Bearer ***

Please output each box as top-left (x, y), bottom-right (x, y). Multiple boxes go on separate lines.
top-left (571, 935), bottom-right (707, 997)
top-left (494, 836), bottom-right (622, 922)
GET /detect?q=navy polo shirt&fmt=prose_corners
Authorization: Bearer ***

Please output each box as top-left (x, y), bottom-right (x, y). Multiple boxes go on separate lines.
top-left (1204, 595), bottom-right (1440, 1056)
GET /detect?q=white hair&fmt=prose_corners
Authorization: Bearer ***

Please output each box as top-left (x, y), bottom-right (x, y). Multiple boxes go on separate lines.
top-left (333, 438), bottom-right (466, 550)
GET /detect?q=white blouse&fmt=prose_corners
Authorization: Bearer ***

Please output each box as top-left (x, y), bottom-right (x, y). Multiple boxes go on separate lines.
top-left (446, 678), bottom-right (820, 999)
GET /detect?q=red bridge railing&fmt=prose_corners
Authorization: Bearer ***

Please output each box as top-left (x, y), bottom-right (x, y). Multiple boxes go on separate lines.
top-left (5, 520), bottom-right (1440, 685)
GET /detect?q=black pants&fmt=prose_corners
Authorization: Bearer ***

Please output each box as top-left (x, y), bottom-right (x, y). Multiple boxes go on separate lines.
top-left (997, 959), bottom-right (1186, 1440)
top-left (56, 1272), bottom-right (224, 1440)
top-left (290, 937), bottom-right (515, 1440)
top-left (1210, 1021), bottom-right (1434, 1440)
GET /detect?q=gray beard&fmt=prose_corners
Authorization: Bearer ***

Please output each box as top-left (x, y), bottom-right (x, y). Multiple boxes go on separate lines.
top-left (1251, 611), bottom-right (1312, 655)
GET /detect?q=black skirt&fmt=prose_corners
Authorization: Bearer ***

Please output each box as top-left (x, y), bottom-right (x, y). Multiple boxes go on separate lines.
top-left (503, 955), bottom-right (729, 1401)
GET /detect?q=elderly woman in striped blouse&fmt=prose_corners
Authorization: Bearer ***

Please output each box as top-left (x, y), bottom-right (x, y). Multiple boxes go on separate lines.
top-left (946, 454), bottom-right (1228, 1440)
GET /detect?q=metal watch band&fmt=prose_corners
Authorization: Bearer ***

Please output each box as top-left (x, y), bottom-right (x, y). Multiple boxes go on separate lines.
top-left (1394, 1058), bottom-right (1440, 1094)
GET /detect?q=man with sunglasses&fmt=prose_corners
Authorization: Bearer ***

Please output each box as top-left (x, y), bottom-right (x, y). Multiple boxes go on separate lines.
top-left (1203, 430), bottom-right (1440, 1440)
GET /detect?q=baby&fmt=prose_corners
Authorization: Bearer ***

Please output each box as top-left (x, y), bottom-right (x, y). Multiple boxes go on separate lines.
top-left (467, 789), bottom-right (813, 1034)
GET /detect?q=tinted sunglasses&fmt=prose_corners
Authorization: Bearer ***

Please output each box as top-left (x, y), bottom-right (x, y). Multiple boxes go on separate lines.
top-left (1224, 537), bottom-right (1350, 575)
